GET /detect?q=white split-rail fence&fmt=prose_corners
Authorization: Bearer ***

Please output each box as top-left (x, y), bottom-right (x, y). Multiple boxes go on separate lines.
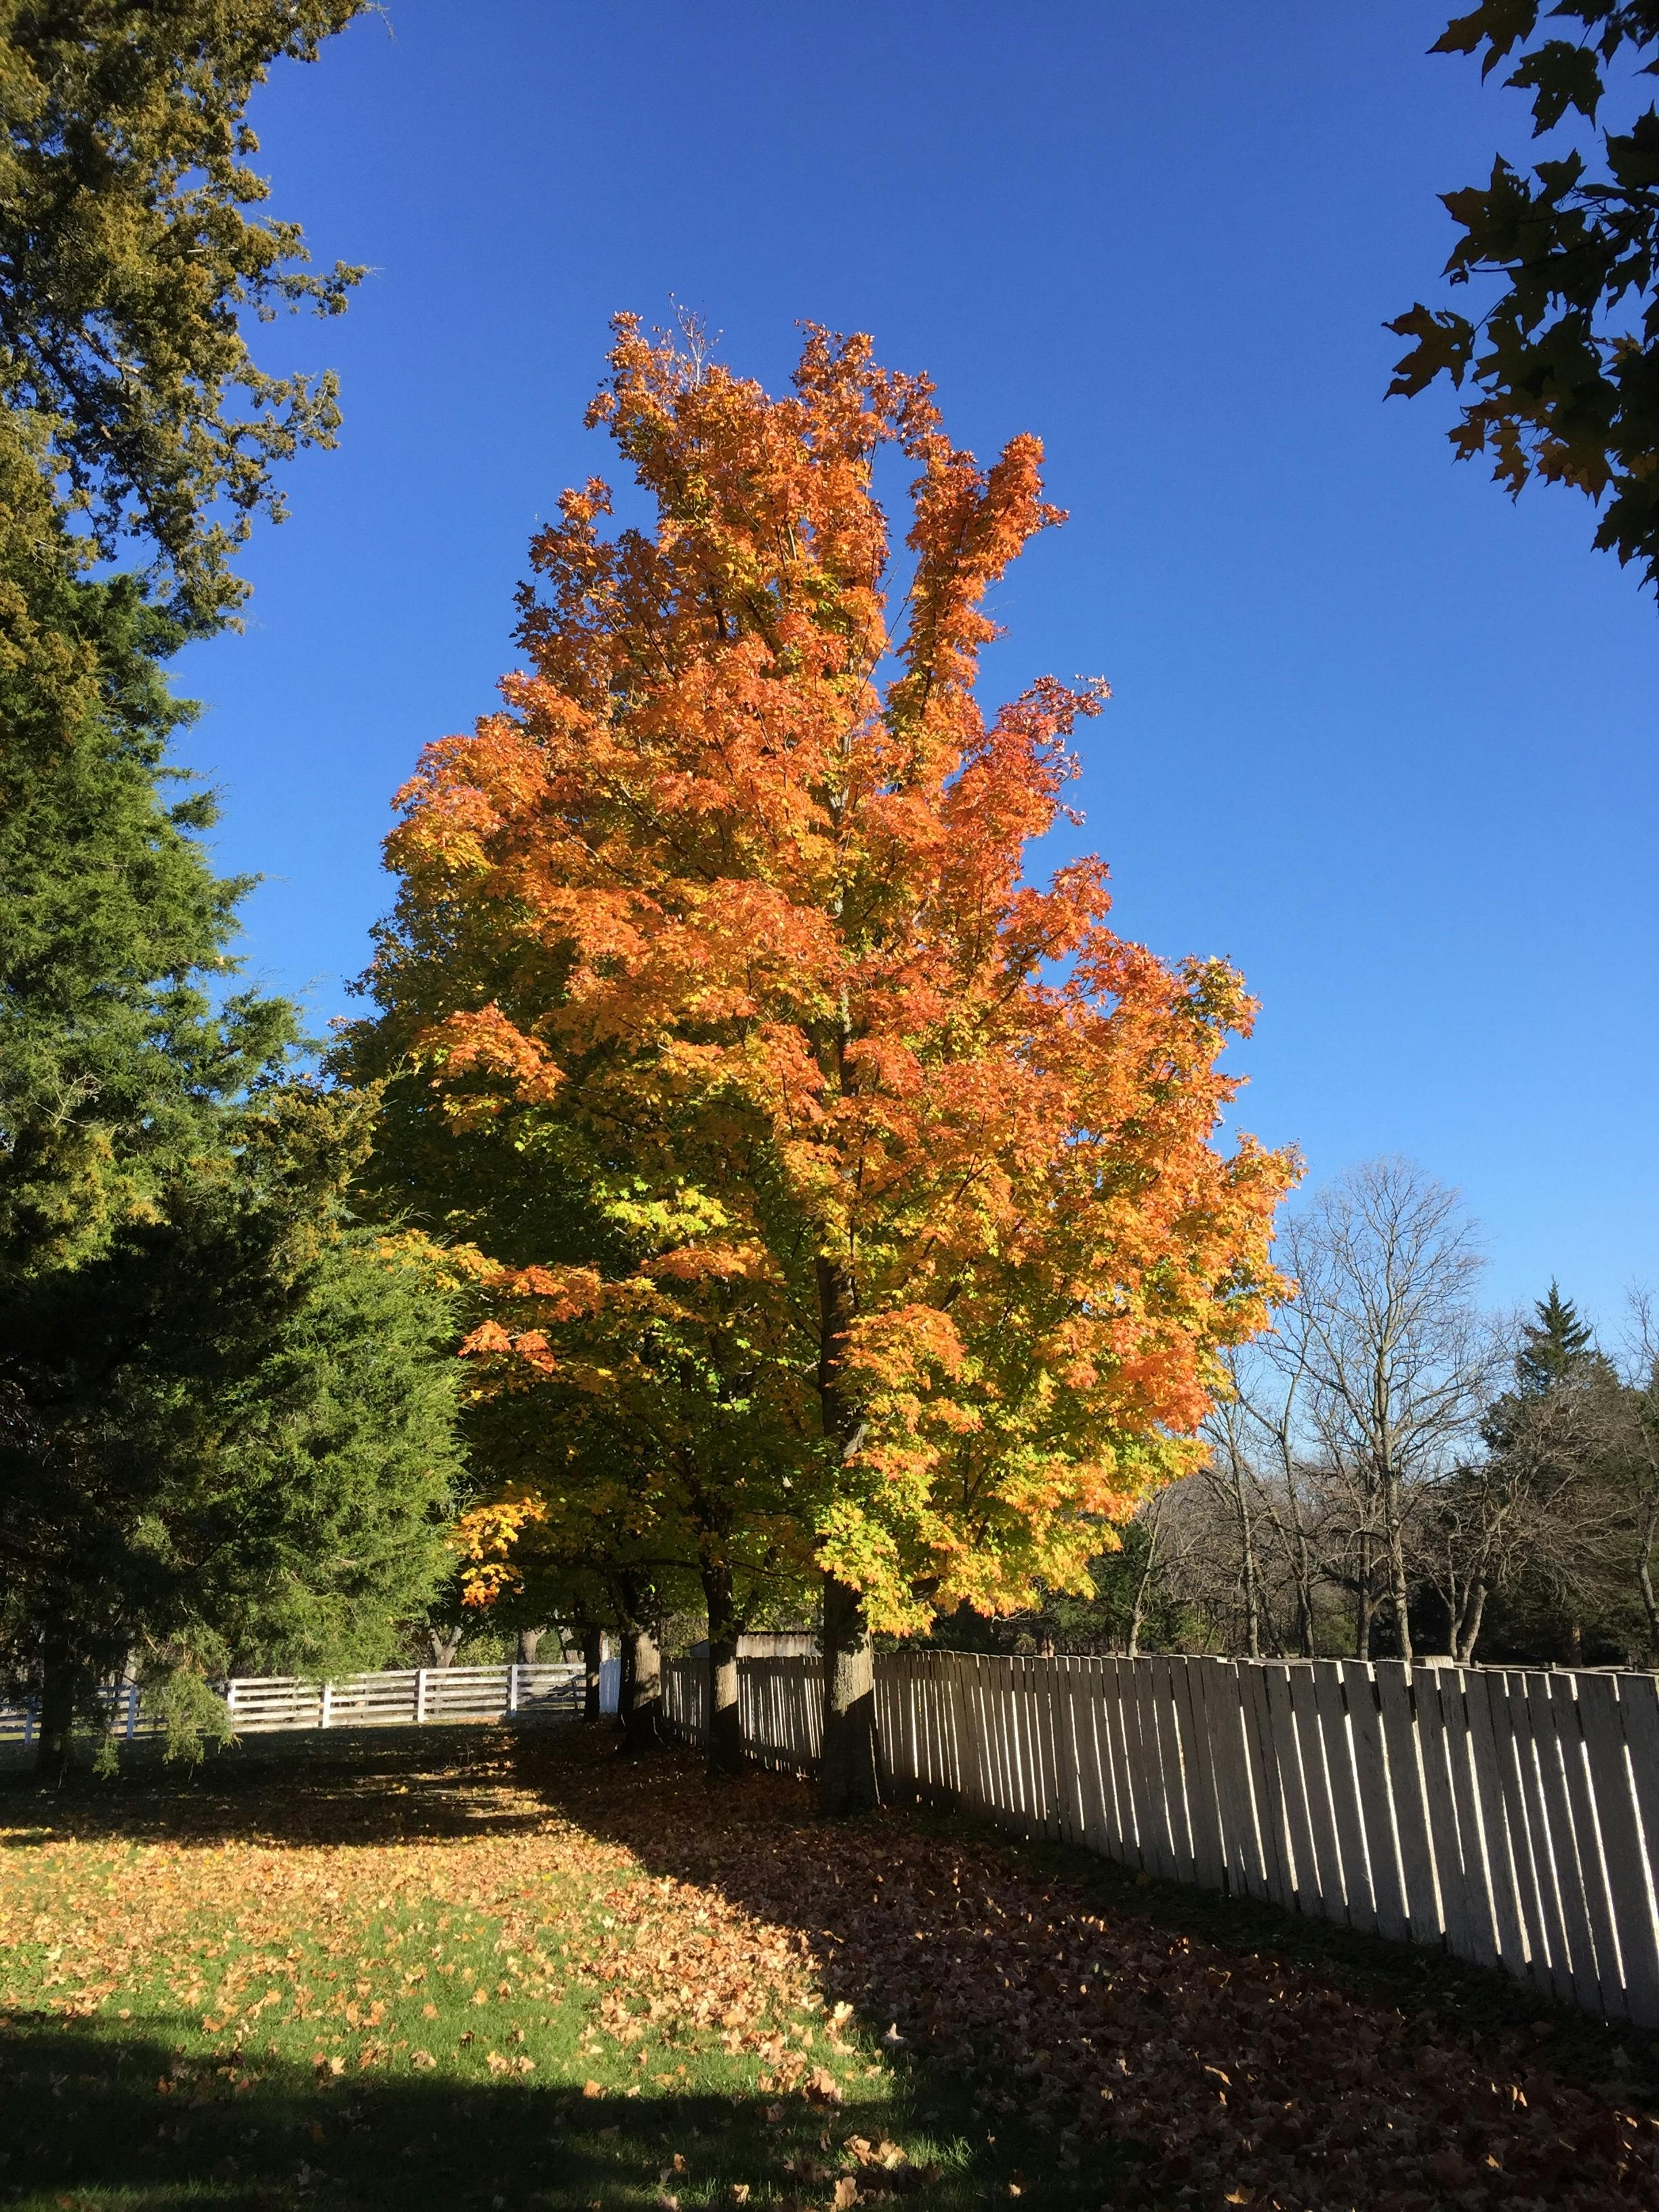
top-left (663, 1647), bottom-right (1659, 2031)
top-left (0, 1658), bottom-right (621, 1748)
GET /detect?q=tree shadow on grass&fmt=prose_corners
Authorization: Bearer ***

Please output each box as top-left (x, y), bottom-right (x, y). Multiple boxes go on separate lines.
top-left (0, 2012), bottom-right (851, 2211)
top-left (0, 1726), bottom-right (556, 1849)
top-left (501, 1729), bottom-right (1659, 2212)
top-left (0, 2007), bottom-right (1120, 2212)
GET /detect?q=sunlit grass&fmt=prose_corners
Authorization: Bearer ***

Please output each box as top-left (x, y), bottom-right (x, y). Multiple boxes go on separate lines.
top-left (0, 1729), bottom-right (1084, 2211)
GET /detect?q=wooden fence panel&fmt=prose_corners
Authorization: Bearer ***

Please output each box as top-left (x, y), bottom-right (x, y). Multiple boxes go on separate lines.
top-left (1527, 1671), bottom-right (1606, 2014)
top-left (1375, 1665), bottom-right (1439, 1940)
top-left (1571, 1673), bottom-right (1650, 2022)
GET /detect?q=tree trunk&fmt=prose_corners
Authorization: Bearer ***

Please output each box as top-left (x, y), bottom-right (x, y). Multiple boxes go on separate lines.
top-left (620, 1622), bottom-right (662, 1755)
top-left (1376, 1471), bottom-right (1414, 1662)
top-left (819, 1571), bottom-right (880, 1815)
top-left (1454, 1580), bottom-right (1487, 1666)
top-left (428, 1624), bottom-right (463, 1668)
top-left (1127, 1509), bottom-right (1163, 1660)
top-left (515, 1626), bottom-right (544, 1666)
top-left (1637, 1507), bottom-right (1659, 1666)
top-left (1389, 1540), bottom-right (1415, 1663)
top-left (35, 1634), bottom-right (79, 1786)
top-left (1231, 1475), bottom-right (1262, 1660)
top-left (581, 1625), bottom-right (604, 1722)
top-left (1294, 1533), bottom-right (1317, 1658)
top-left (1567, 1618), bottom-right (1584, 1668)
top-left (701, 1560), bottom-right (743, 1780)
top-left (814, 1255), bottom-right (882, 1815)
top-left (1353, 1533), bottom-right (1375, 1659)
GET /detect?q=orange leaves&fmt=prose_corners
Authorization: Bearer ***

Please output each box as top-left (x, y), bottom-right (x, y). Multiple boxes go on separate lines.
top-left (352, 314), bottom-right (1299, 1633)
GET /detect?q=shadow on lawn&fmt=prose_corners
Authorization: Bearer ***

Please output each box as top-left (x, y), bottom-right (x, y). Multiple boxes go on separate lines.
top-left (505, 1723), bottom-right (1659, 2114)
top-left (0, 2011), bottom-right (917, 2212)
top-left (0, 1725), bottom-right (555, 1849)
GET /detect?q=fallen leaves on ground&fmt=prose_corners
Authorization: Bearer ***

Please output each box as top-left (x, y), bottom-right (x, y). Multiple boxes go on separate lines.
top-left (3, 1725), bottom-right (1656, 2211)
top-left (521, 1729), bottom-right (1659, 2212)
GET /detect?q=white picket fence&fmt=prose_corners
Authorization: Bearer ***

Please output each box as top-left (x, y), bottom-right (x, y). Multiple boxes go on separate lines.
top-left (664, 1648), bottom-right (1659, 2028)
top-left (0, 1659), bottom-right (619, 1748)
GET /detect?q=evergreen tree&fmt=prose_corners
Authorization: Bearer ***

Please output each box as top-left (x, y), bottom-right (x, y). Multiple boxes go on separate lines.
top-left (0, 1088), bottom-right (463, 1776)
top-left (0, 3), bottom-right (447, 1774)
top-left (0, 0), bottom-right (371, 632)
top-left (1516, 1282), bottom-right (1599, 1398)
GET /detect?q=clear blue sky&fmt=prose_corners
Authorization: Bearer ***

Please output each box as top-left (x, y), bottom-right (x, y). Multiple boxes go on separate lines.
top-left (182, 0), bottom-right (1656, 1334)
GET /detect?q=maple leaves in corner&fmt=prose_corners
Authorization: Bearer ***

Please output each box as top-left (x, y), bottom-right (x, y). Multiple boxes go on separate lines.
top-left (358, 313), bottom-right (1296, 1633)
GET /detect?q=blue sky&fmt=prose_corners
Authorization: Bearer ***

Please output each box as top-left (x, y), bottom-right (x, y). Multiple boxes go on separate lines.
top-left (182, 0), bottom-right (1656, 1333)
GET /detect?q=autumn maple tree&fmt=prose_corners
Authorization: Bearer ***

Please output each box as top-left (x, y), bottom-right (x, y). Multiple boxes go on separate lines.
top-left (354, 314), bottom-right (1294, 1810)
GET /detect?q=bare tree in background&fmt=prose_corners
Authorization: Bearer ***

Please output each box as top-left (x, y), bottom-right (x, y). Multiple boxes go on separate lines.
top-left (1277, 1160), bottom-right (1498, 1660)
top-left (1201, 1330), bottom-right (1334, 1658)
top-left (1421, 1370), bottom-right (1610, 1661)
top-left (1610, 1296), bottom-right (1659, 1662)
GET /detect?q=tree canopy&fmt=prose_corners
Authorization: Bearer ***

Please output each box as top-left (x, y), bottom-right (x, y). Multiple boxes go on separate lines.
top-left (1391, 1), bottom-right (1659, 598)
top-left (350, 315), bottom-right (1295, 1804)
top-left (0, 0), bottom-right (371, 632)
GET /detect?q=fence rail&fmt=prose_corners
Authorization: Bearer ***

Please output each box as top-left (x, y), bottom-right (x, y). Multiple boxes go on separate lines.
top-left (663, 1649), bottom-right (1659, 2029)
top-left (0, 1659), bottom-right (618, 1748)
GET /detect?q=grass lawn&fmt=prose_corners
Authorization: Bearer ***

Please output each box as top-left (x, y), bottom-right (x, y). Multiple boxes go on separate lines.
top-left (0, 1725), bottom-right (1109, 2211)
top-left (1, 1721), bottom-right (1657, 2211)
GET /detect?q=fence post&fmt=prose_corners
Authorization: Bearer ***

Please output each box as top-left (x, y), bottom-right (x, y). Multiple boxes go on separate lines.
top-left (126, 1683), bottom-right (140, 1740)
top-left (415, 1668), bottom-right (428, 1725)
top-left (508, 1662), bottom-right (520, 1715)
top-left (321, 1681), bottom-right (333, 1731)
top-left (22, 1704), bottom-right (34, 1750)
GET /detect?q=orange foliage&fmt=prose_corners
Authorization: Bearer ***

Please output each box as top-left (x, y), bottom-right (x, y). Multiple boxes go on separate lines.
top-left (365, 316), bottom-right (1297, 1629)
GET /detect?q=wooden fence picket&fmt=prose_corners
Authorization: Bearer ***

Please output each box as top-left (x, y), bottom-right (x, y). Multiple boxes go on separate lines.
top-left (1284, 1664), bottom-right (1343, 1921)
top-left (1375, 1666), bottom-right (1439, 1940)
top-left (1528, 1671), bottom-right (1607, 2013)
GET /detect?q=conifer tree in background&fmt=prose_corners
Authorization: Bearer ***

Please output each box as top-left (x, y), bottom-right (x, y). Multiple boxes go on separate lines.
top-left (355, 316), bottom-right (1294, 1811)
top-left (0, 2), bottom-right (458, 1772)
top-left (0, 0), bottom-right (371, 633)
top-left (1515, 1282), bottom-right (1602, 1397)
top-left (0, 1089), bottom-right (463, 1780)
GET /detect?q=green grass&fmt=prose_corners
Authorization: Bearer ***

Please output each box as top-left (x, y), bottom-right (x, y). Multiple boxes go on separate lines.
top-left (0, 1729), bottom-right (1132, 2211)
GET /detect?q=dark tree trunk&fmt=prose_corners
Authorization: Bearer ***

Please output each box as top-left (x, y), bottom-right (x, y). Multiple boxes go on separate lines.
top-left (515, 1626), bottom-right (544, 1666)
top-left (1567, 1618), bottom-right (1584, 1668)
top-left (581, 1625), bottom-right (604, 1722)
top-left (701, 1559), bottom-right (743, 1779)
top-left (819, 1570), bottom-right (880, 1815)
top-left (815, 1255), bottom-right (882, 1815)
top-left (619, 1623), bottom-right (662, 1755)
top-left (1454, 1580), bottom-right (1487, 1666)
top-left (35, 1634), bottom-right (79, 1786)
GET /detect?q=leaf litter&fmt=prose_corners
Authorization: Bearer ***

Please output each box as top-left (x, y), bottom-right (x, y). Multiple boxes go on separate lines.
top-left (0, 1723), bottom-right (1654, 2210)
